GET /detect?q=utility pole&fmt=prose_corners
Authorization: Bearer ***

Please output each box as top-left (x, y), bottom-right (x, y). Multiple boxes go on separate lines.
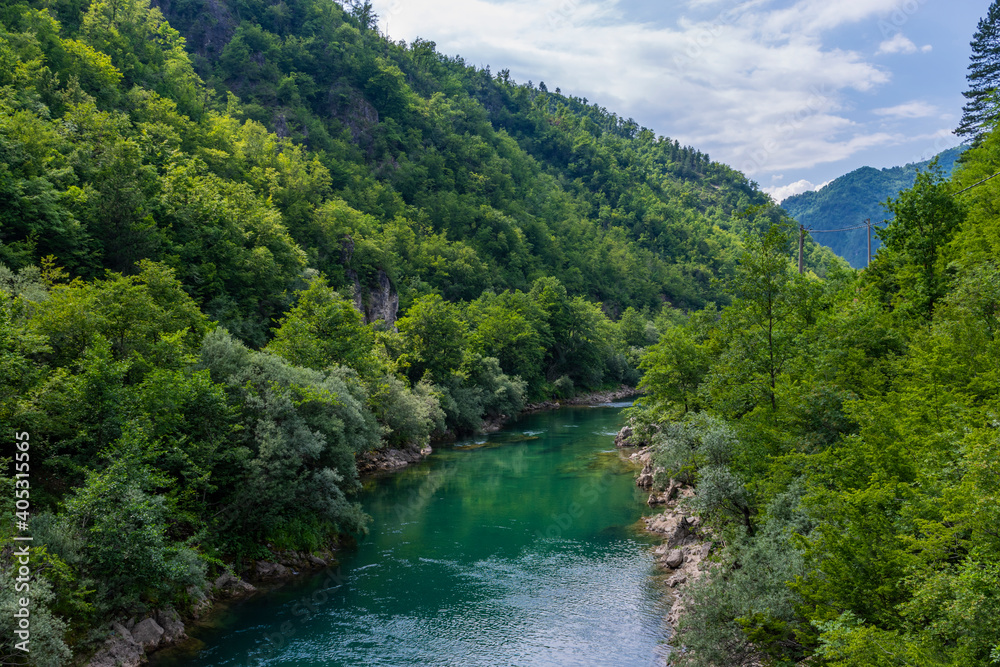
top-left (866, 219), bottom-right (872, 268)
top-left (798, 225), bottom-right (805, 274)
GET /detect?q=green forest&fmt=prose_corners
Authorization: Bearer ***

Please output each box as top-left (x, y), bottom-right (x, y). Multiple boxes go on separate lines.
top-left (781, 145), bottom-right (966, 269)
top-left (1, 0), bottom-right (999, 664)
top-left (632, 59), bottom-right (1000, 667)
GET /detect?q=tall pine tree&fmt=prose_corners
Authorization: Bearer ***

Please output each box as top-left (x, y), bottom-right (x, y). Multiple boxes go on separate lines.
top-left (957, 0), bottom-right (1000, 143)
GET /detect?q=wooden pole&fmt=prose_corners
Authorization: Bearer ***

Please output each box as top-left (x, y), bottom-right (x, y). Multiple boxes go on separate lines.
top-left (866, 219), bottom-right (872, 268)
top-left (798, 225), bottom-right (805, 274)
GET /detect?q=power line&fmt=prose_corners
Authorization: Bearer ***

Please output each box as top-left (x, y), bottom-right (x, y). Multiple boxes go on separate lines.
top-left (803, 223), bottom-right (878, 233)
top-left (796, 168), bottom-right (1000, 236)
top-left (954, 168), bottom-right (1000, 194)
top-left (790, 167), bottom-right (1000, 271)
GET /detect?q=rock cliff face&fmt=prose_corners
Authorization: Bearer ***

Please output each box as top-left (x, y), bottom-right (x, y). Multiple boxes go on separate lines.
top-left (341, 235), bottom-right (399, 327)
top-left (354, 269), bottom-right (399, 327)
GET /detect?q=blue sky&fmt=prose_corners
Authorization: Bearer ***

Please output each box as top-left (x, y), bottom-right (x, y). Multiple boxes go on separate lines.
top-left (368, 0), bottom-right (986, 201)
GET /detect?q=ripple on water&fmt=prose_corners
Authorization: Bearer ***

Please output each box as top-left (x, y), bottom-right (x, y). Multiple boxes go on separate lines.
top-left (153, 404), bottom-right (667, 667)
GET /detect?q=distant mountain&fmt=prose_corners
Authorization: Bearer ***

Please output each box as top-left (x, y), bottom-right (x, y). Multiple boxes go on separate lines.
top-left (780, 146), bottom-right (968, 268)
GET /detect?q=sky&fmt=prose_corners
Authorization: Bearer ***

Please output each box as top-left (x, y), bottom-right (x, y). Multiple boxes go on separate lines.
top-left (367, 0), bottom-right (987, 202)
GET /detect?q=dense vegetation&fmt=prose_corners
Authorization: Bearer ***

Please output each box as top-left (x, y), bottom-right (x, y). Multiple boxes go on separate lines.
top-left (781, 145), bottom-right (966, 268)
top-left (633, 53), bottom-right (1000, 667)
top-left (0, 0), bottom-right (845, 661)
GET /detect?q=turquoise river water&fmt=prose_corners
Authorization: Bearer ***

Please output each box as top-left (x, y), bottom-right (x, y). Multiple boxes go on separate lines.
top-left (151, 402), bottom-right (668, 666)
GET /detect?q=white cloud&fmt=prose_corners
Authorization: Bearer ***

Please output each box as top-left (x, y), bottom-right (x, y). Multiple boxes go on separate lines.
top-left (372, 0), bottom-right (912, 176)
top-left (874, 101), bottom-right (939, 119)
top-left (766, 179), bottom-right (830, 203)
top-left (876, 33), bottom-right (930, 55)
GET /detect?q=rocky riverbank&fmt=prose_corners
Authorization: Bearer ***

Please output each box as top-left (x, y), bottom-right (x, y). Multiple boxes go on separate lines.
top-left (86, 548), bottom-right (338, 666)
top-left (358, 386), bottom-right (642, 469)
top-left (617, 425), bottom-right (715, 664)
top-left (488, 385), bottom-right (641, 430)
top-left (356, 442), bottom-right (434, 474)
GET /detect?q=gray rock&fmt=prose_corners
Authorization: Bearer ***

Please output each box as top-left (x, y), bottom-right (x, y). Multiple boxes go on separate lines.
top-left (87, 624), bottom-right (142, 667)
top-left (112, 623), bottom-right (137, 645)
top-left (213, 571), bottom-right (256, 597)
top-left (155, 608), bottom-right (187, 644)
top-left (214, 571), bottom-right (237, 589)
top-left (308, 555), bottom-right (327, 567)
top-left (131, 617), bottom-right (164, 649)
top-left (666, 517), bottom-right (693, 549)
top-left (255, 560), bottom-right (292, 579)
top-left (663, 549), bottom-right (685, 569)
top-left (668, 574), bottom-right (688, 588)
top-left (614, 426), bottom-right (634, 448)
top-left (349, 268), bottom-right (399, 326)
top-left (636, 464), bottom-right (654, 488)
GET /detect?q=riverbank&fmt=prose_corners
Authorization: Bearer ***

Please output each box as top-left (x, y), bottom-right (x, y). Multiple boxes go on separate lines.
top-left (86, 546), bottom-right (341, 667)
top-left (617, 426), bottom-right (715, 666)
top-left (360, 385), bottom-right (642, 473)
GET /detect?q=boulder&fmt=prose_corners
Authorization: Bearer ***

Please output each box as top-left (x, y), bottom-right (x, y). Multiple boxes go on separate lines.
top-left (87, 624), bottom-right (142, 667)
top-left (614, 426), bottom-right (634, 448)
top-left (636, 464), bottom-right (654, 488)
top-left (131, 618), bottom-right (164, 650)
top-left (255, 560), bottom-right (291, 579)
top-left (668, 573), bottom-right (688, 588)
top-left (308, 555), bottom-right (327, 567)
top-left (155, 608), bottom-right (187, 644)
top-left (213, 571), bottom-right (256, 597)
top-left (187, 585), bottom-right (212, 618)
top-left (663, 549), bottom-right (685, 569)
top-left (666, 517), bottom-right (694, 549)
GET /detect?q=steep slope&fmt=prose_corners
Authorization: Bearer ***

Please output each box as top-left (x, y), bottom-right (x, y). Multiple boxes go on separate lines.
top-left (148, 0), bottom-right (842, 309)
top-left (780, 145), bottom-right (966, 267)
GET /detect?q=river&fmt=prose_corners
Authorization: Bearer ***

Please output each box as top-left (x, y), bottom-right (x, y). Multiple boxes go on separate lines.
top-left (151, 402), bottom-right (668, 666)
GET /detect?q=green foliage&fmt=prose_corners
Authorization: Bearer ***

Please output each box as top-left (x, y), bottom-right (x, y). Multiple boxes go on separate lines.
top-left (265, 274), bottom-right (376, 373)
top-left (0, 561), bottom-right (72, 666)
top-left (639, 322), bottom-right (708, 416)
top-left (63, 434), bottom-right (206, 613)
top-left (635, 120), bottom-right (1000, 665)
top-left (397, 293), bottom-right (466, 384)
top-left (673, 489), bottom-right (811, 667)
top-left (199, 328), bottom-right (375, 544)
top-left (877, 163), bottom-right (966, 318)
top-left (704, 224), bottom-right (806, 416)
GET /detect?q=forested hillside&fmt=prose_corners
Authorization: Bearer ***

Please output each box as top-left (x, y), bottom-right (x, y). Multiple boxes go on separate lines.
top-left (781, 146), bottom-right (966, 267)
top-left (632, 57), bottom-right (1000, 667)
top-left (0, 0), bottom-right (846, 661)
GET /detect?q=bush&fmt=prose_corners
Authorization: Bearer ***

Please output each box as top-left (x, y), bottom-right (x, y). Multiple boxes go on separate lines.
top-left (0, 565), bottom-right (71, 667)
top-left (672, 488), bottom-right (811, 667)
top-left (63, 434), bottom-right (207, 613)
top-left (199, 328), bottom-right (377, 544)
top-left (553, 375), bottom-right (574, 398)
top-left (368, 374), bottom-right (444, 447)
